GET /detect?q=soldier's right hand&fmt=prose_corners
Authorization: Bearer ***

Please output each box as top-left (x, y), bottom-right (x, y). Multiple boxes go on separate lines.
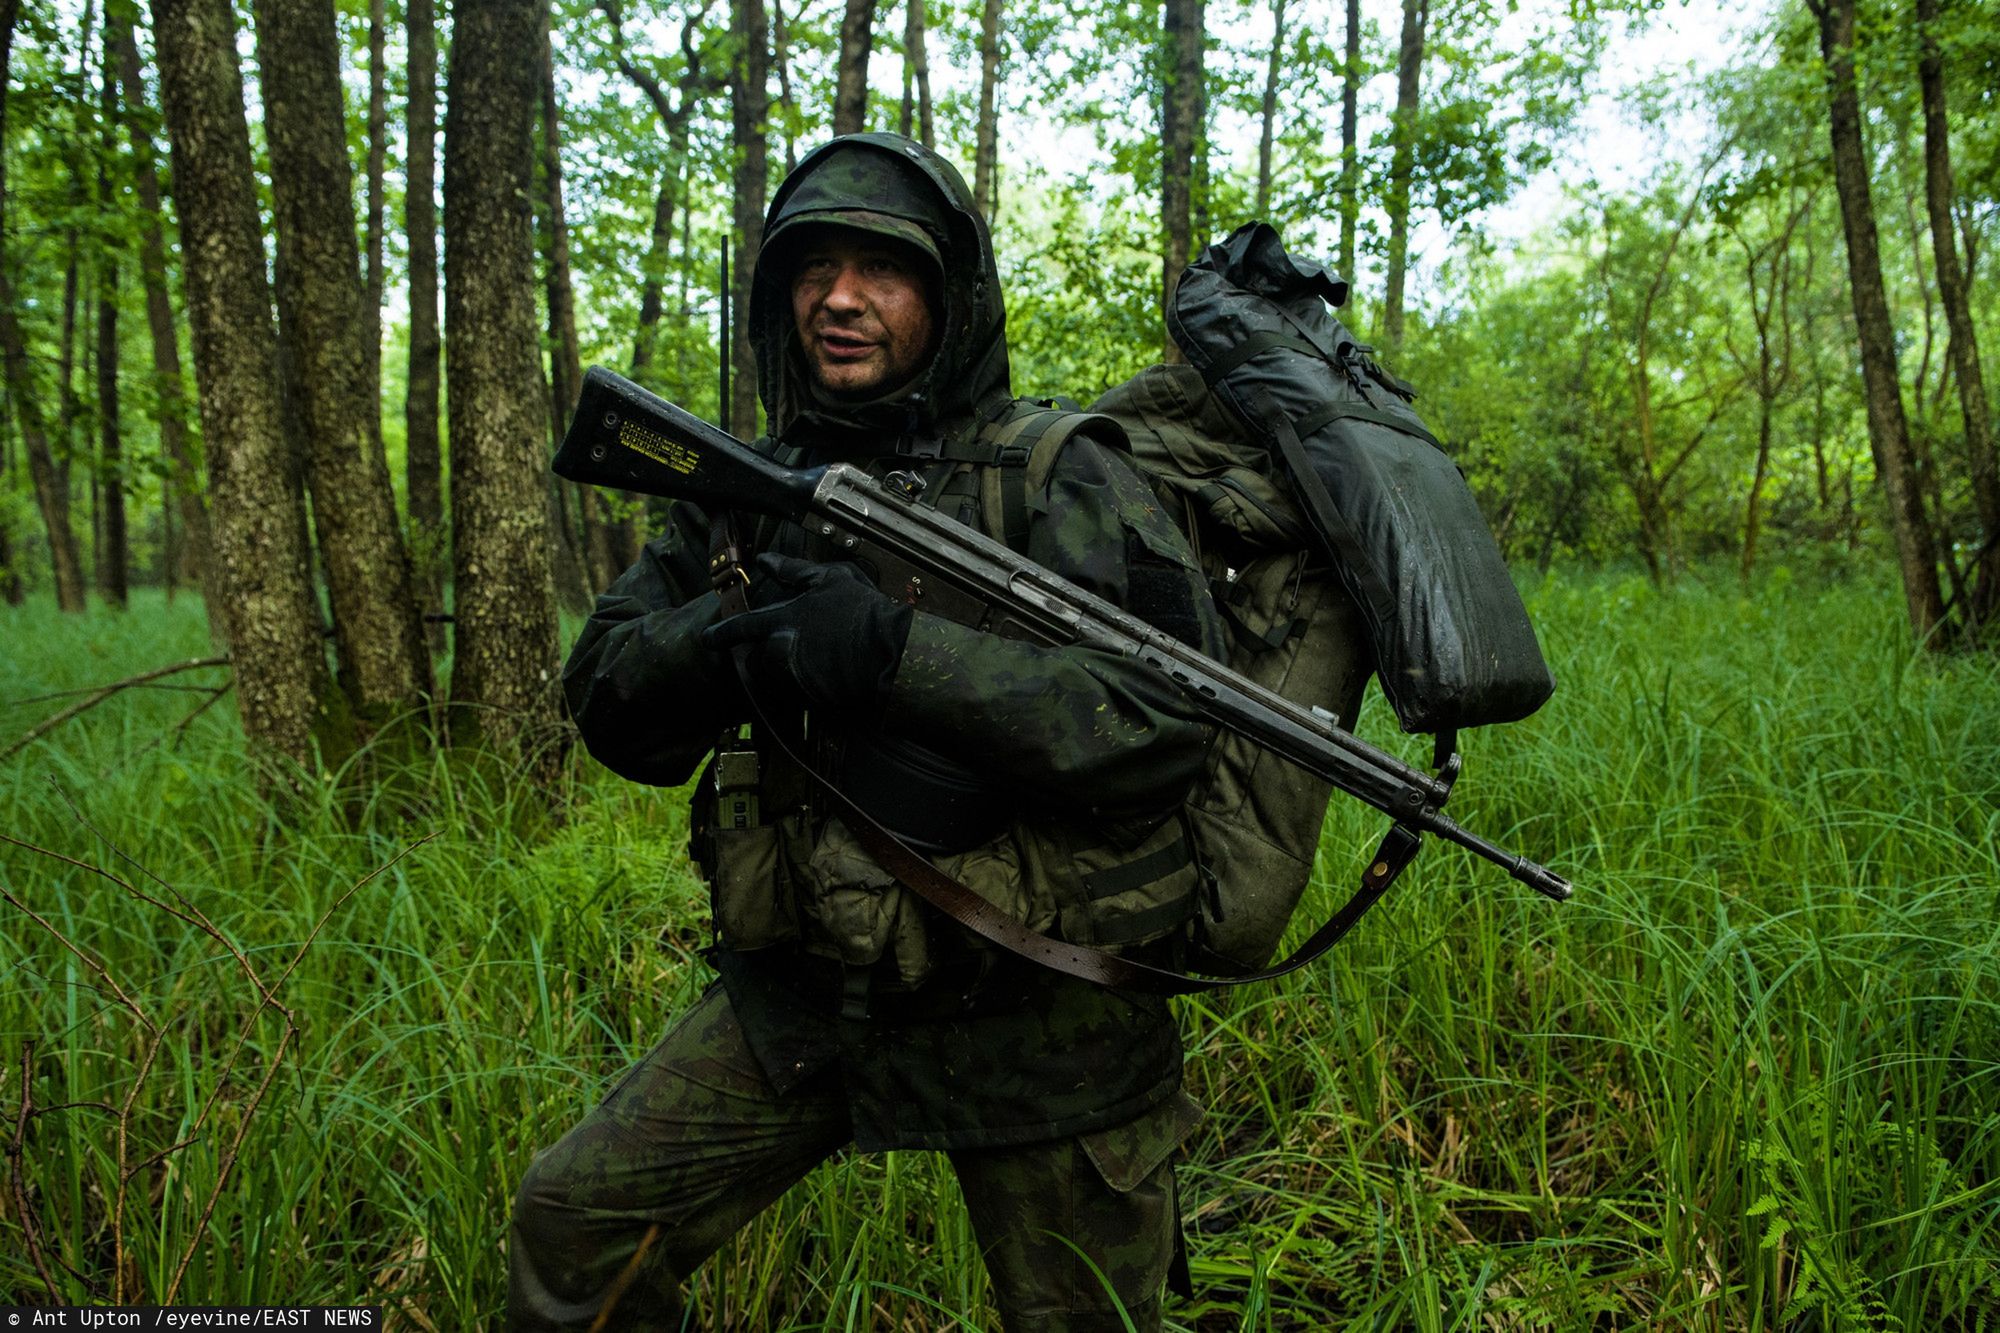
top-left (700, 554), bottom-right (915, 712)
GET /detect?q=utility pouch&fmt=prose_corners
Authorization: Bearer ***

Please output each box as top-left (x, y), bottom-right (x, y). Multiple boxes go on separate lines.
top-left (715, 726), bottom-right (762, 829)
top-left (711, 823), bottom-right (796, 952)
top-left (702, 727), bottom-right (799, 952)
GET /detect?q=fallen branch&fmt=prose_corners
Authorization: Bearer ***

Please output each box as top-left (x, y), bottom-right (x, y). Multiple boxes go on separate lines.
top-left (101, 684), bottom-right (234, 780)
top-left (2, 656), bottom-right (230, 763)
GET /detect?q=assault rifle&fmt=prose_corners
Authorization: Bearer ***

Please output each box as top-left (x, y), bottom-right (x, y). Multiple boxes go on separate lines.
top-left (555, 367), bottom-right (1570, 979)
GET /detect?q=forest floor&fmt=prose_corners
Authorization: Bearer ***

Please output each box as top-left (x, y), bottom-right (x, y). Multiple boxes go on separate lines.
top-left (0, 567), bottom-right (1996, 1330)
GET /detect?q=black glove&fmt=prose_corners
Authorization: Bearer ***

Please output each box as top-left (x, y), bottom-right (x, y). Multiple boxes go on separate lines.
top-left (699, 553), bottom-right (914, 710)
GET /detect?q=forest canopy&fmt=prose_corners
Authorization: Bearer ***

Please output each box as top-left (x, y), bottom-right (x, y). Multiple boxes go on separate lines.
top-left (3, 0), bottom-right (1995, 755)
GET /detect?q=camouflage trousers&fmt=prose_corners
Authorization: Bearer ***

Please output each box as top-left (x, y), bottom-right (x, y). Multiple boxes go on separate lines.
top-left (507, 985), bottom-right (1195, 1332)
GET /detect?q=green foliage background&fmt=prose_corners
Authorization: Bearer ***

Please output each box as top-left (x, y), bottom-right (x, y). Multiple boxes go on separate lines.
top-left (2, 0), bottom-right (1999, 1322)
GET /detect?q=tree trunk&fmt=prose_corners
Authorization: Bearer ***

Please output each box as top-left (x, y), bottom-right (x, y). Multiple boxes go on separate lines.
top-left (1809, 0), bottom-right (1947, 644)
top-left (634, 179), bottom-right (677, 386)
top-left (254, 0), bottom-right (433, 725)
top-left (117, 18), bottom-right (217, 631)
top-left (1734, 199), bottom-right (1806, 586)
top-left (149, 0), bottom-right (342, 767)
top-left (1338, 0), bottom-right (1358, 280)
top-left (1159, 0), bottom-right (1203, 361)
top-left (0, 0), bottom-right (86, 611)
top-left (833, 0), bottom-right (875, 136)
top-left (1916, 0), bottom-right (1998, 629)
top-left (899, 0), bottom-right (932, 148)
top-left (0, 492), bottom-right (18, 605)
top-left (56, 0), bottom-right (90, 516)
top-left (729, 0), bottom-right (768, 440)
top-left (162, 461), bottom-right (176, 601)
top-left (544, 479), bottom-right (591, 615)
top-left (769, 0), bottom-right (796, 176)
top-left (1383, 0), bottom-right (1426, 351)
top-left (605, 0), bottom-right (709, 573)
top-left (1254, 0), bottom-right (1284, 218)
top-left (96, 20), bottom-right (127, 609)
top-left (1741, 401), bottom-right (1773, 582)
top-left (973, 0), bottom-right (1001, 222)
top-left (0, 406), bottom-right (20, 604)
top-left (405, 0), bottom-right (445, 635)
top-left (533, 0), bottom-right (607, 595)
top-left (604, 0), bottom-right (705, 381)
top-left (443, 0), bottom-right (565, 760)
top-left (536, 1), bottom-right (584, 438)
top-left (363, 0), bottom-right (388, 413)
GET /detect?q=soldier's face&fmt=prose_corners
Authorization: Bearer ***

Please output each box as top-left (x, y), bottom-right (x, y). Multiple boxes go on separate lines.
top-left (790, 232), bottom-right (938, 398)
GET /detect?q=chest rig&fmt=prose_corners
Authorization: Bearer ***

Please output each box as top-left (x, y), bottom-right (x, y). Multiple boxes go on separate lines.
top-left (715, 402), bottom-right (1109, 841)
top-left (700, 400), bottom-right (1234, 997)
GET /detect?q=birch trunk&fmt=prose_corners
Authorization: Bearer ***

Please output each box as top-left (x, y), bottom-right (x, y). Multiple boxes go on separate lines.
top-left (443, 0), bottom-right (566, 759)
top-left (1809, 0), bottom-right (1947, 643)
top-left (254, 0), bottom-right (433, 724)
top-left (149, 0), bottom-right (342, 766)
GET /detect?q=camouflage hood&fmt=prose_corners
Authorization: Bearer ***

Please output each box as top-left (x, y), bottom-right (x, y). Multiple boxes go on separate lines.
top-left (751, 133), bottom-right (1012, 449)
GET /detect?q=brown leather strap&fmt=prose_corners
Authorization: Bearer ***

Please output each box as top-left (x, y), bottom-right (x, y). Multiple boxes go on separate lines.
top-left (732, 674), bottom-right (1420, 994)
top-left (708, 512), bottom-right (751, 616)
top-left (704, 512), bottom-right (1420, 993)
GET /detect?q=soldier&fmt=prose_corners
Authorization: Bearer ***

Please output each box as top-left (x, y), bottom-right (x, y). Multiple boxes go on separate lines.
top-left (509, 132), bottom-right (1225, 1331)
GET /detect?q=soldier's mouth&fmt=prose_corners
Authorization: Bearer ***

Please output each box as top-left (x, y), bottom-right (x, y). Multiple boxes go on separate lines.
top-left (816, 331), bottom-right (881, 361)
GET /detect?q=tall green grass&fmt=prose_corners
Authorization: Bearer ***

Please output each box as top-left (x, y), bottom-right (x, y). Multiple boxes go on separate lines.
top-left (1, 570), bottom-right (1995, 1329)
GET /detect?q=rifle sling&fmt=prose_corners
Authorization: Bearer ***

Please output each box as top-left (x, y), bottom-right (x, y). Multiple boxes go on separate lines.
top-left (705, 519), bottom-right (1422, 995)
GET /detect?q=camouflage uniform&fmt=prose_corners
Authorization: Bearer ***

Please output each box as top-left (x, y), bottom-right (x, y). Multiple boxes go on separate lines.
top-left (509, 134), bottom-right (1225, 1331)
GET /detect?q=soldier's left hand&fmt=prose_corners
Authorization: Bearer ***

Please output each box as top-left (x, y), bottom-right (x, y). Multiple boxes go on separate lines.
top-left (700, 553), bottom-right (915, 710)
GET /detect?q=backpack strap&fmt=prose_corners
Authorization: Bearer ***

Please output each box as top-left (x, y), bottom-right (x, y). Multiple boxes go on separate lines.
top-left (974, 404), bottom-right (1126, 554)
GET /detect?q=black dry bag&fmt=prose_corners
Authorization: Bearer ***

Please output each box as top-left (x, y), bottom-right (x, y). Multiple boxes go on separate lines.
top-left (1166, 223), bottom-right (1554, 734)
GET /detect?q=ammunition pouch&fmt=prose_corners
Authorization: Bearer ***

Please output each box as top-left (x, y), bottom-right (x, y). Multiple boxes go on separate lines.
top-left (691, 751), bottom-right (799, 954)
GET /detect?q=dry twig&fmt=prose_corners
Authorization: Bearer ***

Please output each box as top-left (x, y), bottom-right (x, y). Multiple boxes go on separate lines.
top-left (163, 831), bottom-right (439, 1303)
top-left (8, 1042), bottom-right (63, 1300)
top-left (2, 813), bottom-right (439, 1304)
top-left (2, 656), bottom-right (230, 762)
top-left (98, 683), bottom-right (235, 780)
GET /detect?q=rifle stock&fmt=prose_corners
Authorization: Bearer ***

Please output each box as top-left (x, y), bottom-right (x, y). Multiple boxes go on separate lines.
top-left (555, 367), bottom-right (823, 520)
top-left (555, 366), bottom-right (1574, 906)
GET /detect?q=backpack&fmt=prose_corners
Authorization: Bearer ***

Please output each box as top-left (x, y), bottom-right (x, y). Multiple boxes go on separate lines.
top-left (742, 226), bottom-right (1554, 987)
top-left (1087, 222), bottom-right (1555, 976)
